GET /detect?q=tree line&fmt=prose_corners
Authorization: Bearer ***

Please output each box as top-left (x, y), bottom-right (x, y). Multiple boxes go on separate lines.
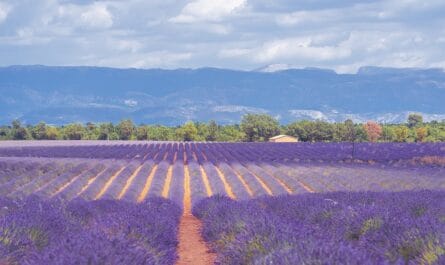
top-left (1, 114), bottom-right (444, 142)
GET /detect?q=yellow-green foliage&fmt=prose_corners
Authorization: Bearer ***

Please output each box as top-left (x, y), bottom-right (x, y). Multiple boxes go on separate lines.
top-left (28, 227), bottom-right (48, 250)
top-left (420, 238), bottom-right (445, 265)
top-left (346, 217), bottom-right (383, 241)
top-left (0, 227), bottom-right (14, 246)
top-left (389, 236), bottom-right (445, 264)
top-left (0, 225), bottom-right (48, 251)
top-left (360, 217), bottom-right (383, 235)
top-left (244, 235), bottom-right (268, 262)
top-left (215, 221), bottom-right (246, 248)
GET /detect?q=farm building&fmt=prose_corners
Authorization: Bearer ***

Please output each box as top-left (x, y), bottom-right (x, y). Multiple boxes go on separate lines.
top-left (269, 135), bottom-right (298, 143)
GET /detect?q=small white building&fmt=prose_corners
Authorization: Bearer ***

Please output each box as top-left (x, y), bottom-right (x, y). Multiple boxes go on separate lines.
top-left (269, 135), bottom-right (298, 143)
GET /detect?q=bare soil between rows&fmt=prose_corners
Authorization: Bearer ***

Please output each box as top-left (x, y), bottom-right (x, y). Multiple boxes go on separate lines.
top-left (176, 214), bottom-right (216, 265)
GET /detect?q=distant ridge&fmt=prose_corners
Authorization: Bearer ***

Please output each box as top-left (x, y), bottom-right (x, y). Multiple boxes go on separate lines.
top-left (0, 65), bottom-right (444, 125)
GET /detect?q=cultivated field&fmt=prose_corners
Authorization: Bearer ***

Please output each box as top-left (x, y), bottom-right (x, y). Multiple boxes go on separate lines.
top-left (0, 142), bottom-right (444, 214)
top-left (1, 141), bottom-right (444, 264)
top-left (194, 190), bottom-right (445, 264)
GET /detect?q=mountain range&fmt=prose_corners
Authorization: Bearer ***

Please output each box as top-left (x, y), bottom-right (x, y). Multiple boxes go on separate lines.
top-left (0, 65), bottom-right (444, 125)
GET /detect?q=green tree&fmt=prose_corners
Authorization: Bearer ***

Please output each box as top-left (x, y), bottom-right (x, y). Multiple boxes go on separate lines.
top-left (394, 126), bottom-right (409, 142)
top-left (46, 126), bottom-right (59, 140)
top-left (117, 119), bottom-right (135, 140)
top-left (344, 119), bottom-right (356, 142)
top-left (354, 125), bottom-right (368, 142)
top-left (415, 127), bottom-right (428, 142)
top-left (84, 122), bottom-right (99, 140)
top-left (333, 123), bottom-right (347, 142)
top-left (333, 120), bottom-right (356, 142)
top-left (217, 125), bottom-right (244, 142)
top-left (31, 122), bottom-right (49, 140)
top-left (136, 126), bottom-right (149, 140)
top-left (206, 120), bottom-right (218, 141)
top-left (0, 126), bottom-right (9, 140)
top-left (285, 121), bottom-right (307, 142)
top-left (287, 120), bottom-right (334, 142)
top-left (63, 124), bottom-right (85, 140)
top-left (425, 126), bottom-right (445, 142)
top-left (381, 126), bottom-right (395, 142)
top-left (194, 122), bottom-right (208, 141)
top-left (176, 121), bottom-right (198, 141)
top-left (307, 121), bottom-right (334, 142)
top-left (241, 114), bottom-right (280, 142)
top-left (407, 114), bottom-right (423, 128)
top-left (98, 123), bottom-right (114, 140)
top-left (147, 126), bottom-right (174, 141)
top-left (286, 121), bottom-right (308, 141)
top-left (11, 120), bottom-right (29, 140)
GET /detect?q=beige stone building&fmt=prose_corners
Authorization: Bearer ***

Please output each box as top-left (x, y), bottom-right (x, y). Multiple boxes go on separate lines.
top-left (269, 135), bottom-right (298, 143)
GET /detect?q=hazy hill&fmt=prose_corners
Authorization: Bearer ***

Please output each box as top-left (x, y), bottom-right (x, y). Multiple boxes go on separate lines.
top-left (1, 65), bottom-right (444, 125)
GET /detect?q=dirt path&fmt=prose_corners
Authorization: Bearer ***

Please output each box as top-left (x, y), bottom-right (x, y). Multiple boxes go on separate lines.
top-left (176, 214), bottom-right (216, 265)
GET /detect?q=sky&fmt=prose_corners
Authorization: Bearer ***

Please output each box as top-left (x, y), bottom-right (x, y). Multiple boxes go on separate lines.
top-left (0, 0), bottom-right (444, 73)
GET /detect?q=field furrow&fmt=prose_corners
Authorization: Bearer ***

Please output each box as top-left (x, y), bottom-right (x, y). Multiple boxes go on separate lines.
top-left (230, 162), bottom-right (272, 196)
top-left (147, 160), bottom-right (170, 198)
top-left (0, 142), bottom-right (443, 208)
top-left (99, 163), bottom-right (141, 200)
top-left (59, 164), bottom-right (108, 200)
top-left (120, 161), bottom-right (155, 202)
top-left (79, 163), bottom-right (124, 200)
top-left (201, 162), bottom-right (228, 196)
top-left (39, 163), bottom-right (90, 191)
top-left (137, 164), bottom-right (158, 202)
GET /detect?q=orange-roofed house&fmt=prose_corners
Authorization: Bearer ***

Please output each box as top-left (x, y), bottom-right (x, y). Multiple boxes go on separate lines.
top-left (269, 135), bottom-right (298, 143)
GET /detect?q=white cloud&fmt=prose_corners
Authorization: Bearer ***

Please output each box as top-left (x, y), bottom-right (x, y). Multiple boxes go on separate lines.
top-left (170, 0), bottom-right (247, 23)
top-left (57, 3), bottom-right (113, 30)
top-left (94, 51), bottom-right (192, 69)
top-left (218, 48), bottom-right (250, 58)
top-left (13, 27), bottom-right (52, 46)
top-left (289, 109), bottom-right (328, 120)
top-left (255, 63), bottom-right (294, 72)
top-left (112, 39), bottom-right (142, 53)
top-left (213, 105), bottom-right (268, 113)
top-left (254, 38), bottom-right (351, 63)
top-left (206, 24), bottom-right (231, 35)
top-left (276, 9), bottom-right (341, 26)
top-left (137, 51), bottom-right (192, 68)
top-left (377, 0), bottom-right (445, 19)
top-left (124, 99), bottom-right (138, 107)
top-left (379, 52), bottom-right (426, 68)
top-left (1, 0), bottom-right (445, 72)
top-left (0, 2), bottom-right (11, 24)
top-left (431, 61), bottom-right (445, 69)
top-left (79, 3), bottom-right (113, 29)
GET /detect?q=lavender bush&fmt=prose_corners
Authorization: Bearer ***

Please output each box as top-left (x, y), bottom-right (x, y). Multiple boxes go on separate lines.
top-left (193, 191), bottom-right (445, 265)
top-left (0, 196), bottom-right (181, 265)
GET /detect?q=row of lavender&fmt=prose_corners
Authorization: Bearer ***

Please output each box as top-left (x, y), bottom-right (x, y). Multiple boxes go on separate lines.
top-left (0, 196), bottom-right (181, 265)
top-left (194, 191), bottom-right (445, 264)
top-left (0, 142), bottom-right (444, 163)
top-left (1, 156), bottom-right (444, 208)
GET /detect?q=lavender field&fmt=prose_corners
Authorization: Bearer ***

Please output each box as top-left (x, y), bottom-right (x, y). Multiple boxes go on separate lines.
top-left (194, 191), bottom-right (445, 264)
top-left (0, 142), bottom-right (444, 209)
top-left (0, 141), bottom-right (444, 264)
top-left (0, 196), bottom-right (181, 264)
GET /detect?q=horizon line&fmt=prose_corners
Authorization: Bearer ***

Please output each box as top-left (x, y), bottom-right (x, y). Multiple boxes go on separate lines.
top-left (1, 64), bottom-right (444, 75)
